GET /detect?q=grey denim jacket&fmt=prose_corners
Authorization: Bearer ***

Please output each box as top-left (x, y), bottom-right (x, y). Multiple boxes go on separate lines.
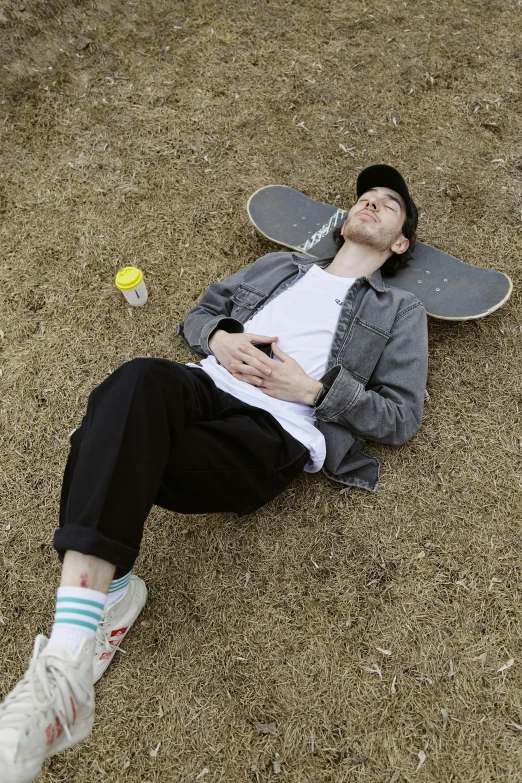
top-left (179, 250), bottom-right (429, 492)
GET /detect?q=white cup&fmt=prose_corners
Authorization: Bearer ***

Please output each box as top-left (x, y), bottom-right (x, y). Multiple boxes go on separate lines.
top-left (115, 267), bottom-right (148, 306)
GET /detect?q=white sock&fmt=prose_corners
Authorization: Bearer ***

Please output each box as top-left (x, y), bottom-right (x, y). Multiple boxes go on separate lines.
top-left (48, 586), bottom-right (106, 654)
top-left (105, 572), bottom-right (131, 609)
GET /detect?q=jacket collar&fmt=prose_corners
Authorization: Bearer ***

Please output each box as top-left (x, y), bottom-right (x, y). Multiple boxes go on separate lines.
top-left (290, 252), bottom-right (386, 293)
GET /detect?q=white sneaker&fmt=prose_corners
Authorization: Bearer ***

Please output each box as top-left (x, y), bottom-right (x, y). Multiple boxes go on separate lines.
top-left (93, 575), bottom-right (147, 684)
top-left (0, 635), bottom-right (95, 783)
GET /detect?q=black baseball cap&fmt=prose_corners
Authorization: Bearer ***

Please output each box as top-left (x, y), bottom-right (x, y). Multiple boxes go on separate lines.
top-left (356, 164), bottom-right (418, 230)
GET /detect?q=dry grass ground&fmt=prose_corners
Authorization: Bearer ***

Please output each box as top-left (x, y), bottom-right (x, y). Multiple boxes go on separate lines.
top-left (1, 0), bottom-right (522, 780)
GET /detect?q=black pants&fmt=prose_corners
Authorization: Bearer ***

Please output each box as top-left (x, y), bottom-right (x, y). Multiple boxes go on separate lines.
top-left (54, 359), bottom-right (309, 575)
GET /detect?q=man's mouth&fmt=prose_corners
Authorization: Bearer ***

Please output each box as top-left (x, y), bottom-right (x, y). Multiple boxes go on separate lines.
top-left (357, 211), bottom-right (377, 222)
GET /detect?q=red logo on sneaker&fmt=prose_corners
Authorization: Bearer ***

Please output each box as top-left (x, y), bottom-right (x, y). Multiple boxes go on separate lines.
top-left (45, 723), bottom-right (55, 744)
top-left (70, 697), bottom-right (77, 725)
top-left (55, 716), bottom-right (64, 739)
top-left (109, 627), bottom-right (128, 647)
top-left (100, 651), bottom-right (113, 660)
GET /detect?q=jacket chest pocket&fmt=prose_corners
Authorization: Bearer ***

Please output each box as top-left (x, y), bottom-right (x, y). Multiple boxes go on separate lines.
top-left (230, 284), bottom-right (267, 318)
top-left (339, 316), bottom-right (391, 383)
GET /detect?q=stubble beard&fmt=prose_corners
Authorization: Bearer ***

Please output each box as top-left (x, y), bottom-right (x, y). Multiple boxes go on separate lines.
top-left (343, 217), bottom-right (401, 253)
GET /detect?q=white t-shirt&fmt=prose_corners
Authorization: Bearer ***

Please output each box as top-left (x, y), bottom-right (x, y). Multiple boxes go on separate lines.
top-left (195, 264), bottom-right (355, 472)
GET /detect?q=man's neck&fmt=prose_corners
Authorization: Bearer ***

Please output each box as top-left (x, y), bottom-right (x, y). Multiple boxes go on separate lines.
top-left (325, 240), bottom-right (389, 279)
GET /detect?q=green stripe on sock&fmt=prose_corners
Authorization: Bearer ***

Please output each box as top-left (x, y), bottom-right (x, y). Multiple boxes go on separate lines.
top-left (108, 574), bottom-right (130, 592)
top-left (56, 596), bottom-right (105, 610)
top-left (110, 578), bottom-right (130, 588)
top-left (111, 571), bottom-right (130, 585)
top-left (55, 607), bottom-right (102, 621)
top-left (111, 574), bottom-right (130, 584)
top-left (53, 618), bottom-right (99, 632)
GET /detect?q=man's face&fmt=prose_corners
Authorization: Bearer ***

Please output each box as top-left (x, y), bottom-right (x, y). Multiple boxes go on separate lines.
top-left (341, 186), bottom-right (408, 255)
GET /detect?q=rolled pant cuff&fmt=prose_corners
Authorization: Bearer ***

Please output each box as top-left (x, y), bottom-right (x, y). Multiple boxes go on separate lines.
top-left (53, 525), bottom-right (139, 573)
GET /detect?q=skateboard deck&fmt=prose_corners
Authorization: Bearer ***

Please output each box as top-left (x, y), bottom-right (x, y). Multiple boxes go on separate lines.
top-left (247, 185), bottom-right (513, 321)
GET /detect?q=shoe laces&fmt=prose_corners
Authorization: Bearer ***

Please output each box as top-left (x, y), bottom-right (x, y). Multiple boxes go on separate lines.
top-left (95, 617), bottom-right (126, 657)
top-left (0, 649), bottom-right (90, 740)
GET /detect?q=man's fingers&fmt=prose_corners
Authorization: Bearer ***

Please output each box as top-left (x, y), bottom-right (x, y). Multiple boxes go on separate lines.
top-left (232, 371), bottom-right (264, 387)
top-left (245, 334), bottom-right (278, 345)
top-left (237, 345), bottom-right (273, 375)
top-left (270, 342), bottom-right (289, 361)
top-left (230, 362), bottom-right (265, 379)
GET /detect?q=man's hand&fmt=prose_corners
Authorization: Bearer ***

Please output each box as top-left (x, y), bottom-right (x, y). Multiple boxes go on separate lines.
top-left (232, 341), bottom-right (323, 405)
top-left (208, 330), bottom-right (278, 382)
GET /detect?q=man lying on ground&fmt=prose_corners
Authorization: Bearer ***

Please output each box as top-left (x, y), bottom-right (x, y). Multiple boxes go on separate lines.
top-left (0, 164), bottom-right (429, 782)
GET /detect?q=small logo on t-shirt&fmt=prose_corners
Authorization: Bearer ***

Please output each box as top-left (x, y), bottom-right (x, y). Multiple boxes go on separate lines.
top-left (335, 299), bottom-right (343, 306)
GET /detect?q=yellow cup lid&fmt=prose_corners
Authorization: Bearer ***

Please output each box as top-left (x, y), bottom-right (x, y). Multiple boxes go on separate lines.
top-left (115, 266), bottom-right (144, 291)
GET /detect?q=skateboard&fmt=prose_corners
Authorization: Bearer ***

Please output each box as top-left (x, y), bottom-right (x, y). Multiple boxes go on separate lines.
top-left (247, 185), bottom-right (513, 321)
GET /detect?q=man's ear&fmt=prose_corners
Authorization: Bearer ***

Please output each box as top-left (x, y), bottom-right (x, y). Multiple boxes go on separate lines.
top-left (390, 235), bottom-right (409, 255)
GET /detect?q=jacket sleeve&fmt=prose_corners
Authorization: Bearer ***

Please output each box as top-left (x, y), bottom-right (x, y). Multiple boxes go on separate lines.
top-left (314, 302), bottom-right (428, 445)
top-left (180, 267), bottom-right (249, 358)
